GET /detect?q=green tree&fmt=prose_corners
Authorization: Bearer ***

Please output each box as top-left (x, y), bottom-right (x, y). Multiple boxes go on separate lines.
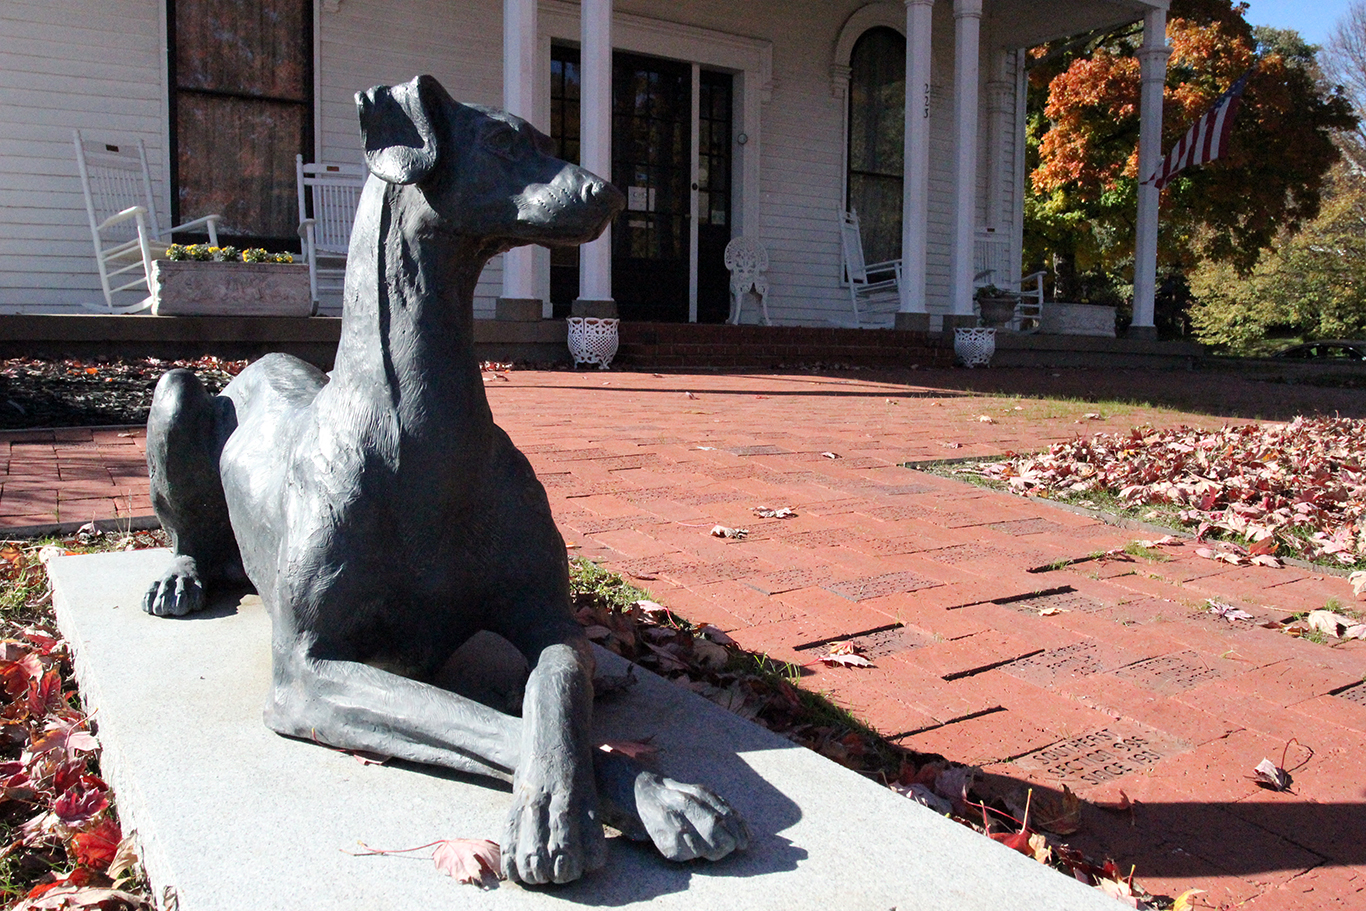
top-left (1189, 164), bottom-right (1366, 352)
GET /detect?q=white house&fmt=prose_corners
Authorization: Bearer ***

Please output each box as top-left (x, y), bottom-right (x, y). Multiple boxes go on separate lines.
top-left (0, 0), bottom-right (1169, 331)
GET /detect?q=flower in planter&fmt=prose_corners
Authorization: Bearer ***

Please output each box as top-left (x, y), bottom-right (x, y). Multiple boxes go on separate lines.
top-left (165, 244), bottom-right (293, 264)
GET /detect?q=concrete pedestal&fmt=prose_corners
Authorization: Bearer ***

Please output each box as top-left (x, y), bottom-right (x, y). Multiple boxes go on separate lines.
top-left (48, 549), bottom-right (1117, 911)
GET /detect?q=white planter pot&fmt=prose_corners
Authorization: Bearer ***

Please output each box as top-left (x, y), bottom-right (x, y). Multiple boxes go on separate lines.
top-left (567, 317), bottom-right (619, 368)
top-left (954, 327), bottom-right (996, 368)
top-left (150, 261), bottom-right (314, 317)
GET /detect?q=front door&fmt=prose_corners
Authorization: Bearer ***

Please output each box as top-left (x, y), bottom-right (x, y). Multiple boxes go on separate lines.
top-left (548, 47), bottom-right (733, 323)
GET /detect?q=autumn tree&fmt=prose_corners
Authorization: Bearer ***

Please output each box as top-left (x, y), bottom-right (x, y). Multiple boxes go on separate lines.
top-left (1026, 0), bottom-right (1355, 318)
top-left (1321, 0), bottom-right (1366, 170)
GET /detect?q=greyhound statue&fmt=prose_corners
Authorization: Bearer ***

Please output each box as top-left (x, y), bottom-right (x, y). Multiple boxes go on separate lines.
top-left (141, 75), bottom-right (748, 885)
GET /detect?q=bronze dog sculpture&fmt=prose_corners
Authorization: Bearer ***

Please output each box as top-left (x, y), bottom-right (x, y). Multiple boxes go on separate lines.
top-left (142, 74), bottom-right (747, 885)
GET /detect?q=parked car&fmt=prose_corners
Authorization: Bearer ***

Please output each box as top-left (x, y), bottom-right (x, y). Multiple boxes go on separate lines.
top-left (1273, 340), bottom-right (1366, 361)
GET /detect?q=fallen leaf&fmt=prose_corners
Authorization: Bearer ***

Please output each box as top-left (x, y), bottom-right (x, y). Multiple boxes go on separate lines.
top-left (990, 830), bottom-right (1033, 855)
top-left (104, 835), bottom-right (140, 884)
top-left (977, 415), bottom-right (995, 424)
top-left (684, 391), bottom-right (697, 399)
top-left (1305, 609), bottom-right (1358, 638)
top-left (52, 786), bottom-right (108, 827)
top-left (432, 838), bottom-right (502, 888)
top-left (941, 441), bottom-right (962, 449)
top-left (1172, 888), bottom-right (1207, 911)
top-left (1093, 790), bottom-right (1133, 813)
top-left (816, 651), bottom-right (873, 668)
top-left (697, 624), bottom-right (738, 646)
top-left (892, 782), bottom-right (953, 814)
top-left (71, 817), bottom-right (121, 870)
top-left (1097, 876), bottom-right (1145, 908)
top-left (692, 637), bottom-right (730, 668)
top-left (1350, 571), bottom-right (1366, 598)
top-left (1208, 601), bottom-right (1254, 623)
top-left (598, 739), bottom-right (659, 761)
top-left (753, 506), bottom-right (796, 519)
top-left (349, 750), bottom-right (391, 766)
top-left (815, 641), bottom-right (873, 668)
top-left (1082, 412), bottom-right (1102, 420)
top-left (1038, 607), bottom-right (1066, 617)
top-left (695, 446), bottom-right (716, 451)
top-left (1252, 757), bottom-right (1291, 791)
top-left (1034, 784), bottom-right (1082, 835)
top-left (633, 600), bottom-right (669, 616)
top-left (820, 451), bottom-right (840, 459)
top-left (1028, 831), bottom-right (1053, 864)
top-left (709, 525), bottom-right (748, 539)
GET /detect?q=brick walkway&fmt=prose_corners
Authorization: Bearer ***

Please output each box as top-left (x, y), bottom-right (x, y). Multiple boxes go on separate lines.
top-left (3, 368), bottom-right (1363, 909)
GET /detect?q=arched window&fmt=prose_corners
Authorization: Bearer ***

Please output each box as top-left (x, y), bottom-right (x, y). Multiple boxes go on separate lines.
top-left (847, 27), bottom-right (905, 266)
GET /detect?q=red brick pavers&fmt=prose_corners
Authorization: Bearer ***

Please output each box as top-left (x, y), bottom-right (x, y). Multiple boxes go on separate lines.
top-left (0, 427), bottom-right (150, 531)
top-left (7, 368), bottom-right (1364, 907)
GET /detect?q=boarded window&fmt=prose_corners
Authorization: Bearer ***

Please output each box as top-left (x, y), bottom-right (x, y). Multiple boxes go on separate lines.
top-left (847, 27), bottom-right (905, 266)
top-left (169, 0), bottom-right (313, 246)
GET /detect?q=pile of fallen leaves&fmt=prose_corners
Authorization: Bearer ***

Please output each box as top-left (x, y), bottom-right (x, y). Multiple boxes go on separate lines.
top-left (0, 357), bottom-right (246, 430)
top-left (0, 536), bottom-right (166, 911)
top-left (975, 416), bottom-right (1366, 568)
top-left (567, 559), bottom-right (1167, 907)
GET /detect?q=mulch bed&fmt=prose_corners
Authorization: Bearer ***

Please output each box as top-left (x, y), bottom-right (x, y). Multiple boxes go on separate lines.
top-left (0, 358), bottom-right (245, 431)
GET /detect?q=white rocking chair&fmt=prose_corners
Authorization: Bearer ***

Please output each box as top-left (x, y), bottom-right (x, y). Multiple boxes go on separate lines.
top-left (839, 210), bottom-right (902, 328)
top-left (723, 236), bottom-right (771, 325)
top-left (73, 130), bottom-right (221, 313)
top-left (296, 155), bottom-right (367, 311)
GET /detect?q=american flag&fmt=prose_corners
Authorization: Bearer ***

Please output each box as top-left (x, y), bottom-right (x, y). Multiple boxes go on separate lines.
top-left (1145, 63), bottom-right (1258, 189)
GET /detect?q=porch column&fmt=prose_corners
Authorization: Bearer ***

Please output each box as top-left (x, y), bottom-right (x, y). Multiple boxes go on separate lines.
top-left (576, 0), bottom-right (616, 317)
top-left (497, 0), bottom-right (541, 321)
top-left (897, 0), bottom-right (933, 326)
top-left (1132, 7), bottom-right (1169, 339)
top-left (948, 0), bottom-right (982, 320)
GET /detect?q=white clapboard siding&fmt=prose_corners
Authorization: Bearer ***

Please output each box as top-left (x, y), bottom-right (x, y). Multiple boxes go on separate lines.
top-left (0, 0), bottom-right (166, 311)
top-left (317, 0), bottom-right (505, 315)
top-left (1, 0), bottom-right (1048, 320)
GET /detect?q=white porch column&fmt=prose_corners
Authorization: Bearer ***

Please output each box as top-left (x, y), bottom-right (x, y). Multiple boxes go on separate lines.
top-left (497, 0), bottom-right (541, 320)
top-left (576, 0), bottom-right (615, 316)
top-left (948, 0), bottom-right (981, 319)
top-left (898, 0), bottom-right (934, 322)
top-left (1132, 7), bottom-right (1170, 338)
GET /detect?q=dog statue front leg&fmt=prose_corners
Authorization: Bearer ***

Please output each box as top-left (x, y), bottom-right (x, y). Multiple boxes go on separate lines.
top-left (502, 638), bottom-right (607, 885)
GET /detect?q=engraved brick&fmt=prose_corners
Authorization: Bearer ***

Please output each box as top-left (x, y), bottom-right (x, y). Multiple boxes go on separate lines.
top-left (866, 504), bottom-right (934, 522)
top-left (849, 626), bottom-right (930, 658)
top-left (1336, 682), bottom-right (1366, 706)
top-left (990, 518), bottom-right (1069, 536)
top-left (748, 567), bottom-right (833, 595)
top-left (824, 571), bottom-right (941, 602)
top-left (1000, 590), bottom-right (1108, 615)
top-left (727, 444), bottom-right (792, 457)
top-left (1114, 650), bottom-right (1224, 693)
top-left (781, 528), bottom-right (863, 549)
top-left (1010, 724), bottom-right (1190, 788)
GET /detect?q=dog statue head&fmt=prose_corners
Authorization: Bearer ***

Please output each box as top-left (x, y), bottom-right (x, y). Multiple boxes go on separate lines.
top-left (356, 75), bottom-right (624, 253)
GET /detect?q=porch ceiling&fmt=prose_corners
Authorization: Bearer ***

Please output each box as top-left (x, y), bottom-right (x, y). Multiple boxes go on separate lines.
top-left (987, 0), bottom-right (1166, 49)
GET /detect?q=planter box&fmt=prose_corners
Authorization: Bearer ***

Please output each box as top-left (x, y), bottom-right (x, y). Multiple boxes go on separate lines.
top-left (150, 261), bottom-right (314, 317)
top-left (1039, 302), bottom-right (1116, 337)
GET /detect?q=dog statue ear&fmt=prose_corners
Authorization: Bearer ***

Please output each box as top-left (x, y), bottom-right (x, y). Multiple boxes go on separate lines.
top-left (356, 75), bottom-right (443, 185)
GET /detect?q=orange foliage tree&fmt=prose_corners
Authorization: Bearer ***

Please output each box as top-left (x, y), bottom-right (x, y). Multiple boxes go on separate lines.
top-left (1027, 0), bottom-right (1354, 300)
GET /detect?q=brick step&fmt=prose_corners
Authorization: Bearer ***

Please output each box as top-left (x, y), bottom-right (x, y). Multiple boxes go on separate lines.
top-left (613, 322), bottom-right (953, 369)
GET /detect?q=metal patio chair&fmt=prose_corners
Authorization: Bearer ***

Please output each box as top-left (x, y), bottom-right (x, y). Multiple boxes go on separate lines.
top-left (724, 236), bottom-right (771, 325)
top-left (839, 209), bottom-right (902, 328)
top-left (73, 130), bottom-right (221, 313)
top-left (296, 155), bottom-right (367, 310)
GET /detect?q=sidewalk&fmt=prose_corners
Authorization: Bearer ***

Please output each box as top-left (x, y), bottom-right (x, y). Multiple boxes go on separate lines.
top-left (4, 368), bottom-right (1363, 909)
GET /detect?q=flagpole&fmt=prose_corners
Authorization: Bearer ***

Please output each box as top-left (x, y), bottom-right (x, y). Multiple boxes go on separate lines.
top-left (1132, 7), bottom-right (1170, 340)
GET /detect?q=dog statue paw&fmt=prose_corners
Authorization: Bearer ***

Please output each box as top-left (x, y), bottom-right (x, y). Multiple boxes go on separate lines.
top-left (633, 771), bottom-right (750, 862)
top-left (142, 554), bottom-right (207, 617)
top-left (502, 764), bottom-right (608, 885)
